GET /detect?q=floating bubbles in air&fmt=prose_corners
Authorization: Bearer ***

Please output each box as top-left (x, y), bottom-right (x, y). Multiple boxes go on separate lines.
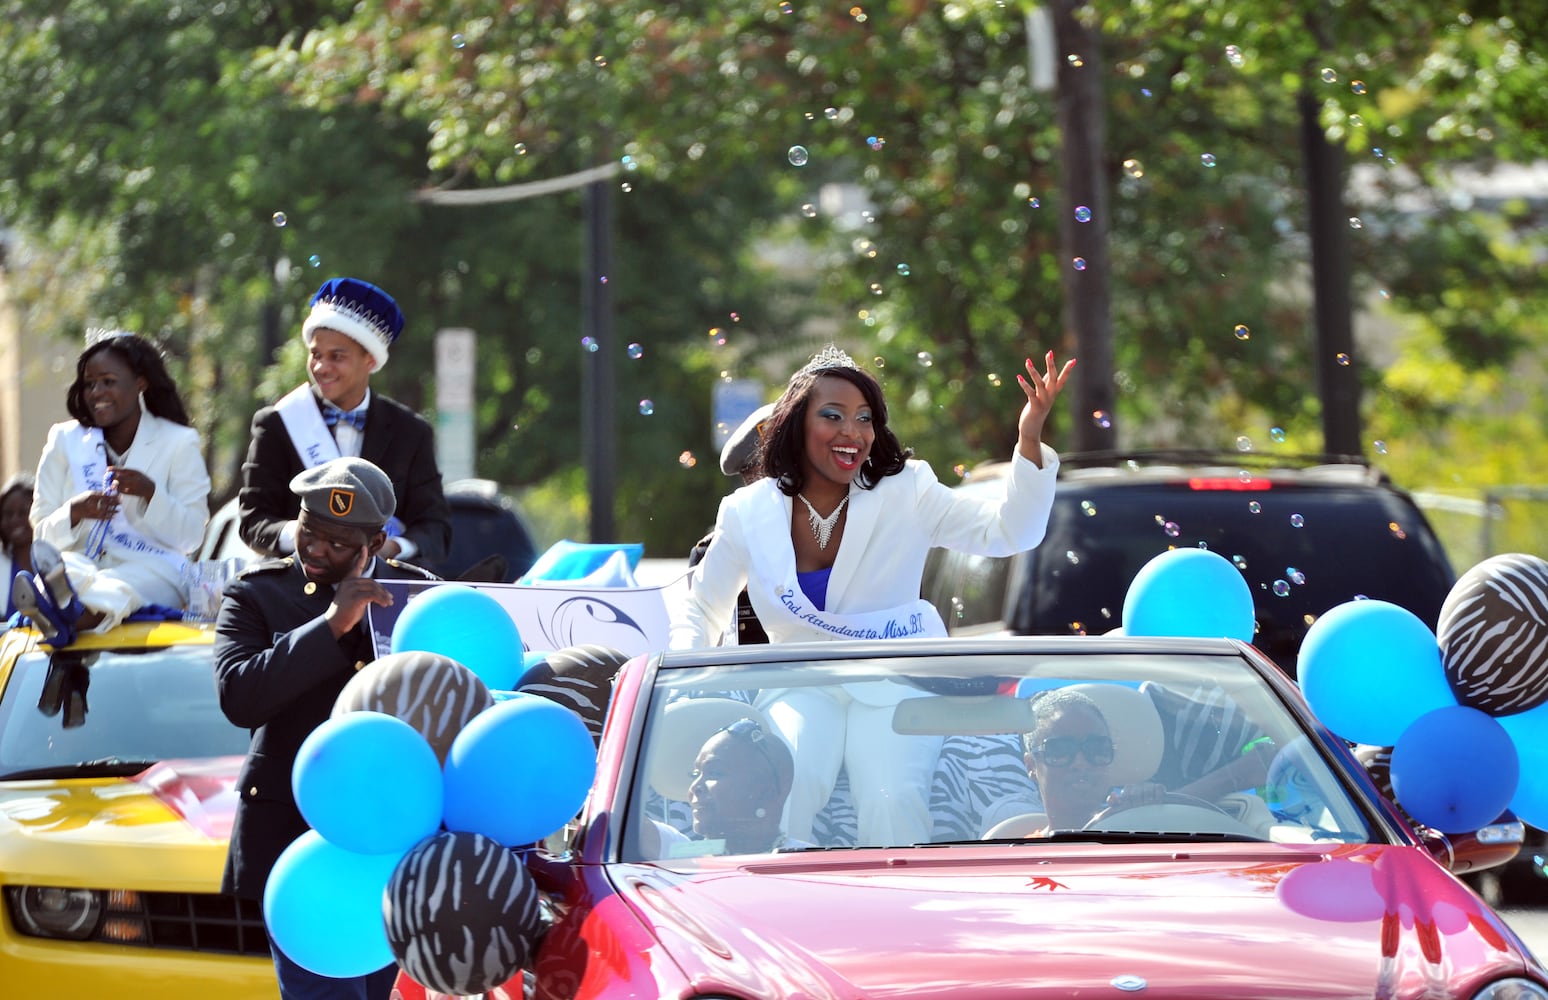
top-left (986, 373), bottom-right (1002, 387)
top-left (896, 263), bottom-right (911, 276)
top-left (308, 254), bottom-right (322, 268)
top-left (824, 107), bottom-right (839, 119)
top-left (1123, 159), bottom-right (1144, 179)
top-left (1321, 68), bottom-right (1338, 84)
top-left (1074, 206), bottom-right (1092, 223)
top-left (1336, 352), bottom-right (1351, 366)
top-left (1201, 153), bottom-right (1217, 168)
top-left (678, 451), bottom-right (696, 469)
top-left (638, 400), bottom-right (654, 416)
top-left (1080, 500), bottom-right (1098, 517)
top-left (1091, 410), bottom-right (1112, 429)
top-left (1349, 217), bottom-right (1364, 229)
top-left (787, 145), bottom-right (810, 167)
top-left (1028, 197), bottom-right (1042, 208)
top-left (1234, 324), bottom-right (1251, 341)
top-left (1273, 580), bottom-right (1292, 597)
top-left (452, 33), bottom-right (466, 49)
top-left (1248, 501), bottom-right (1262, 514)
top-left (1374, 440), bottom-right (1388, 455)
top-left (627, 343), bottom-right (644, 360)
top-left (1290, 513), bottom-right (1305, 528)
top-left (1225, 45), bottom-right (1244, 68)
top-left (866, 136), bottom-right (886, 151)
top-left (801, 203), bottom-right (817, 217)
top-left (581, 337), bottom-right (598, 353)
top-left (1287, 567), bottom-right (1307, 585)
top-left (513, 142), bottom-right (527, 156)
top-left (1351, 80), bottom-right (1367, 95)
top-left (869, 282), bottom-right (884, 296)
top-left (1073, 257), bottom-right (1088, 271)
top-left (1270, 427), bottom-right (1286, 443)
top-left (1235, 436), bottom-right (1253, 452)
top-left (272, 212), bottom-right (288, 227)
top-left (917, 351), bottom-right (934, 368)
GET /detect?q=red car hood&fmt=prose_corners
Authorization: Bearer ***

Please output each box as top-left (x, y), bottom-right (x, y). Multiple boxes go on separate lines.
top-left (604, 843), bottom-right (1541, 1000)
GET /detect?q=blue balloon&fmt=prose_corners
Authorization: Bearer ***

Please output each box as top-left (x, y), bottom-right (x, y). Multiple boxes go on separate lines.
top-left (519, 540), bottom-right (643, 584)
top-left (1499, 700), bottom-right (1548, 829)
top-left (442, 693), bottom-right (597, 847)
top-left (293, 711), bottom-right (444, 855)
top-left (263, 830), bottom-right (400, 978)
top-left (1299, 600), bottom-right (1454, 746)
top-left (1122, 548), bottom-right (1255, 642)
top-left (1390, 706), bottom-right (1520, 833)
top-left (391, 584), bottom-right (523, 690)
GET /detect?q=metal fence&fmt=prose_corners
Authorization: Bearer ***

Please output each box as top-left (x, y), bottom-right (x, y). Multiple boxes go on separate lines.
top-left (1413, 486), bottom-right (1548, 573)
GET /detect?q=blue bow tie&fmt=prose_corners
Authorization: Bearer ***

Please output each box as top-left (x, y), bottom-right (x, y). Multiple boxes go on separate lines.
top-left (323, 404), bottom-right (368, 432)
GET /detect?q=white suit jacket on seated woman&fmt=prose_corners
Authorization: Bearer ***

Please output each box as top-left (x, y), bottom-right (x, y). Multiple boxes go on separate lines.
top-left (32, 414), bottom-right (211, 620)
top-left (670, 443), bottom-right (1059, 652)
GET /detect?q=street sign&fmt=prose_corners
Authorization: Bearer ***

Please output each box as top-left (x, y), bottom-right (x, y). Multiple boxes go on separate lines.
top-left (436, 328), bottom-right (476, 481)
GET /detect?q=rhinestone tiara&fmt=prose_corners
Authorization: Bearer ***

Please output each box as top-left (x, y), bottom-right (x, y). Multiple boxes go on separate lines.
top-left (85, 327), bottom-right (137, 347)
top-left (795, 344), bottom-right (862, 377)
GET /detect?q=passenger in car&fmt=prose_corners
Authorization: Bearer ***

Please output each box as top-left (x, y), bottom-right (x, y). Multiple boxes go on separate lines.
top-left (671, 344), bottom-right (1073, 848)
top-left (16, 332), bottom-right (210, 644)
top-left (647, 716), bottom-right (809, 858)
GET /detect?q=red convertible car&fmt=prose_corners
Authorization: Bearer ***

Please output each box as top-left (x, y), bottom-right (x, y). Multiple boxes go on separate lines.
top-left (394, 635), bottom-right (1544, 1000)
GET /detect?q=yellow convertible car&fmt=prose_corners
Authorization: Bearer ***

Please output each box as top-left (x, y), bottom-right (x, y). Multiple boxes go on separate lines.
top-left (0, 620), bottom-right (276, 997)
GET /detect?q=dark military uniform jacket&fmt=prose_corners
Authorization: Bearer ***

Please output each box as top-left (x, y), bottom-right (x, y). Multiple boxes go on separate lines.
top-left (213, 556), bottom-right (438, 901)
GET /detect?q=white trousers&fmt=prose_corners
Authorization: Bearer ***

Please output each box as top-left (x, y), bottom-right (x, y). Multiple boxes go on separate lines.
top-left (59, 549), bottom-right (184, 632)
top-left (759, 685), bottom-right (944, 846)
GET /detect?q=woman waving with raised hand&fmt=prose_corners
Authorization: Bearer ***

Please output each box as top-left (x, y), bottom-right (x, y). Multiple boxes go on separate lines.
top-left (671, 344), bottom-right (1073, 847)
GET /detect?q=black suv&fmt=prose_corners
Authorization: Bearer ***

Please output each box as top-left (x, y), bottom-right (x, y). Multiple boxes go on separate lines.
top-left (922, 450), bottom-right (1457, 678)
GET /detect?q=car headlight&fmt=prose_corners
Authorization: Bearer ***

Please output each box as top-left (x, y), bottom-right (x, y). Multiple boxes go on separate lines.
top-left (1475, 979), bottom-right (1548, 1000)
top-left (5, 886), bottom-right (103, 940)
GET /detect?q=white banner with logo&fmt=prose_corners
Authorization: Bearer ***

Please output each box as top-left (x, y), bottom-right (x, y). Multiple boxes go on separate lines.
top-left (366, 579), bottom-right (674, 662)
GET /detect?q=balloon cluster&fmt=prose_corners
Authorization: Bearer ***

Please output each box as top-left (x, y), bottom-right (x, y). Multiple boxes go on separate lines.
top-left (1300, 554), bottom-right (1548, 834)
top-left (263, 584), bottom-right (616, 995)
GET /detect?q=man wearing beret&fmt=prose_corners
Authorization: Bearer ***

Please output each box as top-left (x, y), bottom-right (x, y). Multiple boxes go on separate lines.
top-left (238, 276), bottom-right (452, 567)
top-left (215, 457), bottom-right (437, 998)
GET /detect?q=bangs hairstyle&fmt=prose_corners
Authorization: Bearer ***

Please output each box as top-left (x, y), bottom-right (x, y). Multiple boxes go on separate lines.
top-left (760, 364), bottom-right (911, 496)
top-left (67, 334), bottom-right (192, 428)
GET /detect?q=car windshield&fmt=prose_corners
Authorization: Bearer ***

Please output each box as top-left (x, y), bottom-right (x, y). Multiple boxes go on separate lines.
top-left (625, 645), bottom-right (1377, 862)
top-left (0, 644), bottom-right (248, 780)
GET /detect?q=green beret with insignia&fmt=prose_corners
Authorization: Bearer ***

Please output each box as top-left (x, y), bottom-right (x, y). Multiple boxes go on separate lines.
top-left (289, 457), bottom-right (396, 530)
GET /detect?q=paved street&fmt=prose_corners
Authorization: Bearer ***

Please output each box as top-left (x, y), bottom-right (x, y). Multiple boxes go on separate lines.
top-left (1503, 907), bottom-right (1548, 958)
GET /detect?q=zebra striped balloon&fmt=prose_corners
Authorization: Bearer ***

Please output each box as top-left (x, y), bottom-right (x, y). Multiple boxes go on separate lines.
top-left (385, 830), bottom-right (545, 996)
top-left (333, 651), bottom-right (494, 764)
top-left (516, 644), bottom-right (631, 744)
top-left (1437, 553), bottom-right (1548, 716)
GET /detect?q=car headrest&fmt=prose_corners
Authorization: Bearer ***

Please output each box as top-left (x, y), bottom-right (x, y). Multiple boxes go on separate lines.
top-left (1066, 683), bottom-right (1165, 786)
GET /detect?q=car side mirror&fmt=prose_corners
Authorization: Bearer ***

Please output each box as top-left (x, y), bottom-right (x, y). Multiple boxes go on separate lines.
top-left (1417, 815), bottom-right (1524, 875)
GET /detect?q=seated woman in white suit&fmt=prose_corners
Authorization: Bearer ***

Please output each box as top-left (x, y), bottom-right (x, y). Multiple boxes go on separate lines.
top-left (670, 344), bottom-right (1073, 847)
top-left (14, 331), bottom-right (210, 643)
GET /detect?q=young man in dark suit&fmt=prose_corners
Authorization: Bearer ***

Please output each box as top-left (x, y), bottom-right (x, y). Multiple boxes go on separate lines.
top-left (215, 457), bottom-right (437, 998)
top-left (238, 276), bottom-right (451, 565)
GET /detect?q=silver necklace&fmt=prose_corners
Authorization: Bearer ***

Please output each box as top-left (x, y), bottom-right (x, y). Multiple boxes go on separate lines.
top-left (796, 492), bottom-right (849, 550)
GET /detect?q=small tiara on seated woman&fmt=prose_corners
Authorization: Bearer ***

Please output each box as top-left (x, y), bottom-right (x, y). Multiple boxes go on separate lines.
top-left (796, 344), bottom-right (862, 377)
top-left (85, 327), bottom-right (137, 347)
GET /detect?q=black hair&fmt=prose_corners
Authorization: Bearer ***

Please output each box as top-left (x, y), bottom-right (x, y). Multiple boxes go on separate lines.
top-left (1022, 689), bottom-right (1107, 757)
top-left (760, 363), bottom-right (911, 497)
top-left (66, 334), bottom-right (192, 427)
top-left (0, 471), bottom-right (34, 509)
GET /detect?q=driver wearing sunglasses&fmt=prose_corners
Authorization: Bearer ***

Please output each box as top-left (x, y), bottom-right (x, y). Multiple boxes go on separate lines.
top-left (1021, 689), bottom-right (1166, 833)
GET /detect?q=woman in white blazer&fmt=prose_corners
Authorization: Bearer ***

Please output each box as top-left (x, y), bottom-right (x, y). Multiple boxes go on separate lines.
top-left (671, 344), bottom-right (1073, 846)
top-left (21, 332), bottom-right (210, 637)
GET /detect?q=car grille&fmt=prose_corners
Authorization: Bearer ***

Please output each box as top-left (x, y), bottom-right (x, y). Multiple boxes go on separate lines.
top-left (125, 897), bottom-right (273, 959)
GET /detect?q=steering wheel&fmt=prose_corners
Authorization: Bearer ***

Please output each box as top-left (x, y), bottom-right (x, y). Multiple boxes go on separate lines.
top-left (1083, 792), bottom-right (1259, 837)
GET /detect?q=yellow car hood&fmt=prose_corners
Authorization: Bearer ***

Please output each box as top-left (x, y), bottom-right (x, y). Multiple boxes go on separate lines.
top-left (0, 755), bottom-right (241, 891)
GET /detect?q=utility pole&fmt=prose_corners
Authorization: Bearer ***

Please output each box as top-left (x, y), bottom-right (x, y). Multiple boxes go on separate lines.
top-left (1298, 91), bottom-right (1362, 457)
top-left (582, 179), bottom-right (617, 541)
top-left (1048, 0), bottom-right (1116, 452)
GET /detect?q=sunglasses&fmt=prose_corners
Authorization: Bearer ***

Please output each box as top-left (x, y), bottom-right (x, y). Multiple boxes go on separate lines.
top-left (1032, 734), bottom-right (1115, 768)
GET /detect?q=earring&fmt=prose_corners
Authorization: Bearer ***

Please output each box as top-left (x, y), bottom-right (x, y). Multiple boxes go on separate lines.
top-left (755, 807), bottom-right (767, 818)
